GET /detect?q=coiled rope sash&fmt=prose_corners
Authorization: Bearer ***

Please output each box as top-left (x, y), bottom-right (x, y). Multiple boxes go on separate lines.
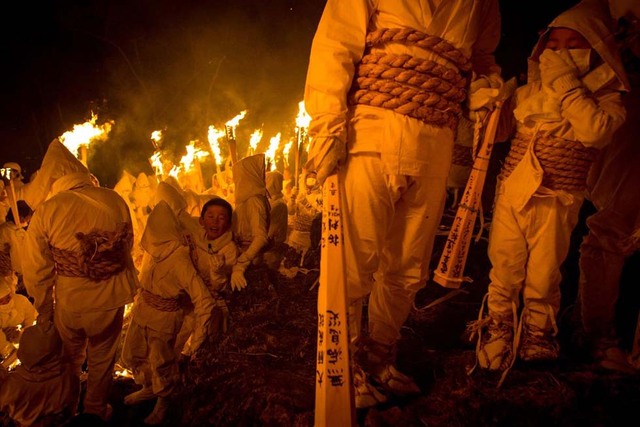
top-left (349, 28), bottom-right (470, 129)
top-left (140, 289), bottom-right (182, 312)
top-left (0, 243), bottom-right (11, 277)
top-left (50, 222), bottom-right (133, 282)
top-left (500, 132), bottom-right (599, 192)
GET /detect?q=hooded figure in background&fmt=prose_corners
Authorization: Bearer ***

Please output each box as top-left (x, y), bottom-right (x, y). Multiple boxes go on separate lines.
top-left (0, 323), bottom-right (79, 427)
top-left (264, 170), bottom-right (289, 270)
top-left (114, 171), bottom-right (143, 269)
top-left (286, 171), bottom-right (322, 257)
top-left (22, 139), bottom-right (139, 422)
top-left (121, 201), bottom-right (214, 425)
top-left (230, 154), bottom-right (270, 291)
top-left (473, 0), bottom-right (628, 380)
top-left (17, 139), bottom-right (87, 211)
top-left (0, 200), bottom-right (31, 294)
top-left (0, 282), bottom-right (37, 360)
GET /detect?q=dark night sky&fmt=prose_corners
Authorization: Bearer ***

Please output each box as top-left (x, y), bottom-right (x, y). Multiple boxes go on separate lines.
top-left (1, 0), bottom-right (578, 187)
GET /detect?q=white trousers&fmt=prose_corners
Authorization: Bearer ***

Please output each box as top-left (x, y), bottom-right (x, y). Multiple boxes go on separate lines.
top-left (487, 189), bottom-right (582, 330)
top-left (340, 153), bottom-right (447, 345)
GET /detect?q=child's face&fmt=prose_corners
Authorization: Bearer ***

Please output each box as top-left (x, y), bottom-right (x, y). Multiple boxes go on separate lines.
top-left (200, 205), bottom-right (231, 240)
top-left (544, 27), bottom-right (591, 51)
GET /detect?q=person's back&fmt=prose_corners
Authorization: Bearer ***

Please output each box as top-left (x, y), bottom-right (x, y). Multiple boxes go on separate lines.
top-left (22, 140), bottom-right (138, 422)
top-left (25, 172), bottom-right (137, 315)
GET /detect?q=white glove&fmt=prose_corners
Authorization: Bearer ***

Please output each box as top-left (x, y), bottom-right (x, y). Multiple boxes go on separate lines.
top-left (304, 136), bottom-right (347, 186)
top-left (467, 73), bottom-right (504, 111)
top-left (539, 49), bottom-right (581, 94)
top-left (230, 270), bottom-right (247, 291)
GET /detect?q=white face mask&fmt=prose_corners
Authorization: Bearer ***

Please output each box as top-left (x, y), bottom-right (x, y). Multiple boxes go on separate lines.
top-left (567, 48), bottom-right (591, 76)
top-left (305, 178), bottom-right (317, 188)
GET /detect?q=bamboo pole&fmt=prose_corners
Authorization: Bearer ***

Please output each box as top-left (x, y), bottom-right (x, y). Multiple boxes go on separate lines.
top-left (433, 101), bottom-right (504, 288)
top-left (314, 173), bottom-right (355, 426)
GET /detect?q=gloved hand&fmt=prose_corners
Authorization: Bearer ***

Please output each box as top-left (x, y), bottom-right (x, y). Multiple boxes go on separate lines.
top-left (467, 73), bottom-right (504, 111)
top-left (539, 49), bottom-right (581, 94)
top-left (230, 270), bottom-right (247, 291)
top-left (304, 136), bottom-right (347, 186)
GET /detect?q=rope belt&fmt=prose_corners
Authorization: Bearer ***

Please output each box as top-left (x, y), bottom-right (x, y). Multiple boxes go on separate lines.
top-left (141, 289), bottom-right (182, 312)
top-left (50, 222), bottom-right (133, 282)
top-left (293, 211), bottom-right (315, 232)
top-left (500, 132), bottom-right (599, 192)
top-left (349, 27), bottom-right (470, 130)
top-left (0, 243), bottom-right (11, 277)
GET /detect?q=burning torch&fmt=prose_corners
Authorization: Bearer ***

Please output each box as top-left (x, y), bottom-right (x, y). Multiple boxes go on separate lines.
top-left (0, 167), bottom-right (20, 229)
top-left (224, 111), bottom-right (247, 166)
top-left (294, 101), bottom-right (311, 190)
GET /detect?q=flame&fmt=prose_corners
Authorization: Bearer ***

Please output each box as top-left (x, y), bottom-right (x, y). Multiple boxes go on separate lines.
top-left (207, 125), bottom-right (225, 166)
top-left (114, 363), bottom-right (134, 379)
top-left (150, 152), bottom-right (164, 176)
top-left (179, 141), bottom-right (209, 172)
top-left (225, 110), bottom-right (247, 128)
top-left (150, 130), bottom-right (163, 149)
top-left (169, 165), bottom-right (181, 178)
top-left (265, 133), bottom-right (281, 171)
top-left (282, 139), bottom-right (293, 167)
top-left (295, 101), bottom-right (311, 129)
top-left (249, 129), bottom-right (263, 152)
top-left (59, 113), bottom-right (113, 157)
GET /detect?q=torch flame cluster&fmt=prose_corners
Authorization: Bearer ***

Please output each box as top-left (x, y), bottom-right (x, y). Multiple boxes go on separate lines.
top-left (62, 101), bottom-right (313, 193)
top-left (59, 113), bottom-right (113, 161)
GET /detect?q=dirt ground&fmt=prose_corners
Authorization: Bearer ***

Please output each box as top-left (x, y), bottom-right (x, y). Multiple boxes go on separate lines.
top-left (2, 200), bottom-right (639, 427)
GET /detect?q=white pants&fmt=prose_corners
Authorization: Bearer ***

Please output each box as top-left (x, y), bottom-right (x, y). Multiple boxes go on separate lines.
top-left (340, 153), bottom-right (447, 345)
top-left (55, 306), bottom-right (124, 419)
top-left (487, 188), bottom-right (582, 330)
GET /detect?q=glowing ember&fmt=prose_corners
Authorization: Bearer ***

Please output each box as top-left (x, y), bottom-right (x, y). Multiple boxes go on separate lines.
top-left (265, 133), bottom-right (281, 171)
top-left (249, 129), bottom-right (263, 153)
top-left (207, 125), bottom-right (225, 166)
top-left (59, 113), bottom-right (113, 157)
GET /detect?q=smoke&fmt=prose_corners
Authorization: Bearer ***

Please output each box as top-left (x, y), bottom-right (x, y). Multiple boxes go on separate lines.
top-left (7, 0), bottom-right (326, 188)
